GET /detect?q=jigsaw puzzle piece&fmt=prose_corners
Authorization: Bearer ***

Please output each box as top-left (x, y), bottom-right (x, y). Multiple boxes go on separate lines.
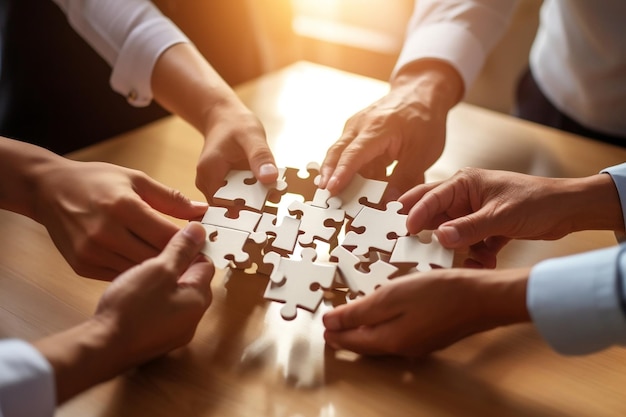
top-left (251, 212), bottom-right (301, 254)
top-left (337, 173), bottom-right (387, 218)
top-left (342, 201), bottom-right (408, 256)
top-left (331, 246), bottom-right (398, 296)
top-left (390, 232), bottom-right (453, 271)
top-left (263, 248), bottom-right (337, 320)
top-left (201, 225), bottom-right (250, 269)
top-left (288, 200), bottom-right (344, 247)
top-left (201, 206), bottom-right (262, 233)
top-left (213, 169), bottom-right (287, 211)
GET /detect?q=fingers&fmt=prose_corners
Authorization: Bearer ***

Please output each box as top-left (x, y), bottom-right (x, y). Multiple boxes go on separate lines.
top-left (324, 324), bottom-right (397, 356)
top-left (157, 222), bottom-right (207, 277)
top-left (323, 290), bottom-right (401, 331)
top-left (134, 174), bottom-right (208, 220)
top-left (177, 258), bottom-right (215, 307)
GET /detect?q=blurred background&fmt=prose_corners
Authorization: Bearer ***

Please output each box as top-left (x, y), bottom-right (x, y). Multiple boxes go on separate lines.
top-left (154, 0), bottom-right (541, 114)
top-left (2, 0), bottom-right (541, 153)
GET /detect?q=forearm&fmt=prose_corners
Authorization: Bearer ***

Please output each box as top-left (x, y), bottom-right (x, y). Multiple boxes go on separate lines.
top-left (151, 43), bottom-right (249, 137)
top-left (33, 319), bottom-right (128, 404)
top-left (0, 138), bottom-right (65, 218)
top-left (471, 268), bottom-right (531, 331)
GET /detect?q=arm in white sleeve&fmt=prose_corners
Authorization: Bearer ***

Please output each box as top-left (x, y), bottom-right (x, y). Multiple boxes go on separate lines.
top-left (51, 0), bottom-right (190, 107)
top-left (394, 0), bottom-right (519, 93)
top-left (528, 245), bottom-right (626, 355)
top-left (0, 340), bottom-right (55, 417)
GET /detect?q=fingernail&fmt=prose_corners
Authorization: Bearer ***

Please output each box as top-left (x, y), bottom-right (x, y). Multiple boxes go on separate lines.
top-left (183, 222), bottom-right (206, 245)
top-left (191, 200), bottom-right (209, 208)
top-left (259, 163), bottom-right (278, 179)
top-left (438, 225), bottom-right (460, 245)
top-left (327, 176), bottom-right (339, 193)
top-left (324, 315), bottom-right (341, 331)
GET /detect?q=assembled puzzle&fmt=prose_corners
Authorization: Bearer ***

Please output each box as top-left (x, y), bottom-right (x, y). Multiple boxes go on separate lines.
top-left (200, 163), bottom-right (453, 320)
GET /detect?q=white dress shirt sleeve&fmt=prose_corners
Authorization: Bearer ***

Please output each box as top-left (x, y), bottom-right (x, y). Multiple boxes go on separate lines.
top-left (0, 339), bottom-right (55, 417)
top-left (393, 0), bottom-right (519, 94)
top-left (51, 0), bottom-right (190, 107)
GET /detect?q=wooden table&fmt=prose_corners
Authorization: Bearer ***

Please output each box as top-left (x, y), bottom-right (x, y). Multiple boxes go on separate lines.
top-left (2, 61), bottom-right (626, 416)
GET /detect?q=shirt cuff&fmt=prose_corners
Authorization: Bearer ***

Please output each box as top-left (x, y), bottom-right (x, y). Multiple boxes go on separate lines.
top-left (528, 245), bottom-right (626, 355)
top-left (110, 18), bottom-right (189, 107)
top-left (0, 339), bottom-right (55, 417)
top-left (601, 163), bottom-right (626, 234)
top-left (391, 23), bottom-right (486, 94)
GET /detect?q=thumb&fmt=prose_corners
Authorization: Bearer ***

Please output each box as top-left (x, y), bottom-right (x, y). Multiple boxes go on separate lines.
top-left (136, 175), bottom-right (208, 220)
top-left (245, 141), bottom-right (278, 185)
top-left (434, 210), bottom-right (500, 248)
top-left (157, 222), bottom-right (207, 276)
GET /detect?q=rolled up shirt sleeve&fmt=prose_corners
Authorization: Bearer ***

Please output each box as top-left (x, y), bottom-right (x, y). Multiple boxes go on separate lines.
top-left (0, 339), bottom-right (55, 417)
top-left (528, 245), bottom-right (626, 355)
top-left (51, 0), bottom-right (190, 107)
top-left (393, 0), bottom-right (519, 94)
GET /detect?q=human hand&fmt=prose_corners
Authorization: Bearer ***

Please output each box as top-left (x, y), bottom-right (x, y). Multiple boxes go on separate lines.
top-left (196, 102), bottom-right (278, 201)
top-left (319, 61), bottom-right (462, 200)
top-left (399, 168), bottom-right (623, 267)
top-left (32, 159), bottom-right (208, 280)
top-left (323, 268), bottom-right (529, 357)
top-left (35, 222), bottom-right (214, 403)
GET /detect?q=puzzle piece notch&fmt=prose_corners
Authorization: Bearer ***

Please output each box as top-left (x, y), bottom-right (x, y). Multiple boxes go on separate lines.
top-left (342, 201), bottom-right (408, 256)
top-left (288, 199), bottom-right (345, 247)
top-left (263, 248), bottom-right (337, 320)
top-left (200, 224), bottom-right (251, 270)
top-left (337, 173), bottom-right (388, 218)
top-left (331, 246), bottom-right (398, 297)
top-left (213, 169), bottom-right (288, 211)
top-left (389, 232), bottom-right (454, 271)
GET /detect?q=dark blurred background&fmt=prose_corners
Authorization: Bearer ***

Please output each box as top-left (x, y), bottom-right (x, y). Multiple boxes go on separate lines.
top-left (0, 0), bottom-right (541, 154)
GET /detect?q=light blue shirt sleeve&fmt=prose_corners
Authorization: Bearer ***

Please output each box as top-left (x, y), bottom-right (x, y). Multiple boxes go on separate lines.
top-left (528, 245), bottom-right (626, 355)
top-left (0, 339), bottom-right (55, 417)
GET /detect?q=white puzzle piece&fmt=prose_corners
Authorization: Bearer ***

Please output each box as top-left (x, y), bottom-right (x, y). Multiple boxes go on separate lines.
top-left (337, 173), bottom-right (387, 218)
top-left (342, 201), bottom-right (408, 256)
top-left (263, 248), bottom-right (337, 320)
top-left (331, 246), bottom-right (398, 297)
top-left (251, 212), bottom-right (301, 254)
top-left (288, 199), bottom-right (344, 247)
top-left (201, 206), bottom-right (262, 234)
top-left (200, 225), bottom-right (250, 269)
top-left (390, 232), bottom-right (453, 271)
top-left (213, 169), bottom-right (288, 211)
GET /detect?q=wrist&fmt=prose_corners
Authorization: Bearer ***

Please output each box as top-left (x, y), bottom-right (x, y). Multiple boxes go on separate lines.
top-left (562, 173), bottom-right (624, 232)
top-left (471, 268), bottom-right (531, 329)
top-left (390, 59), bottom-right (463, 114)
top-left (34, 317), bottom-right (126, 404)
